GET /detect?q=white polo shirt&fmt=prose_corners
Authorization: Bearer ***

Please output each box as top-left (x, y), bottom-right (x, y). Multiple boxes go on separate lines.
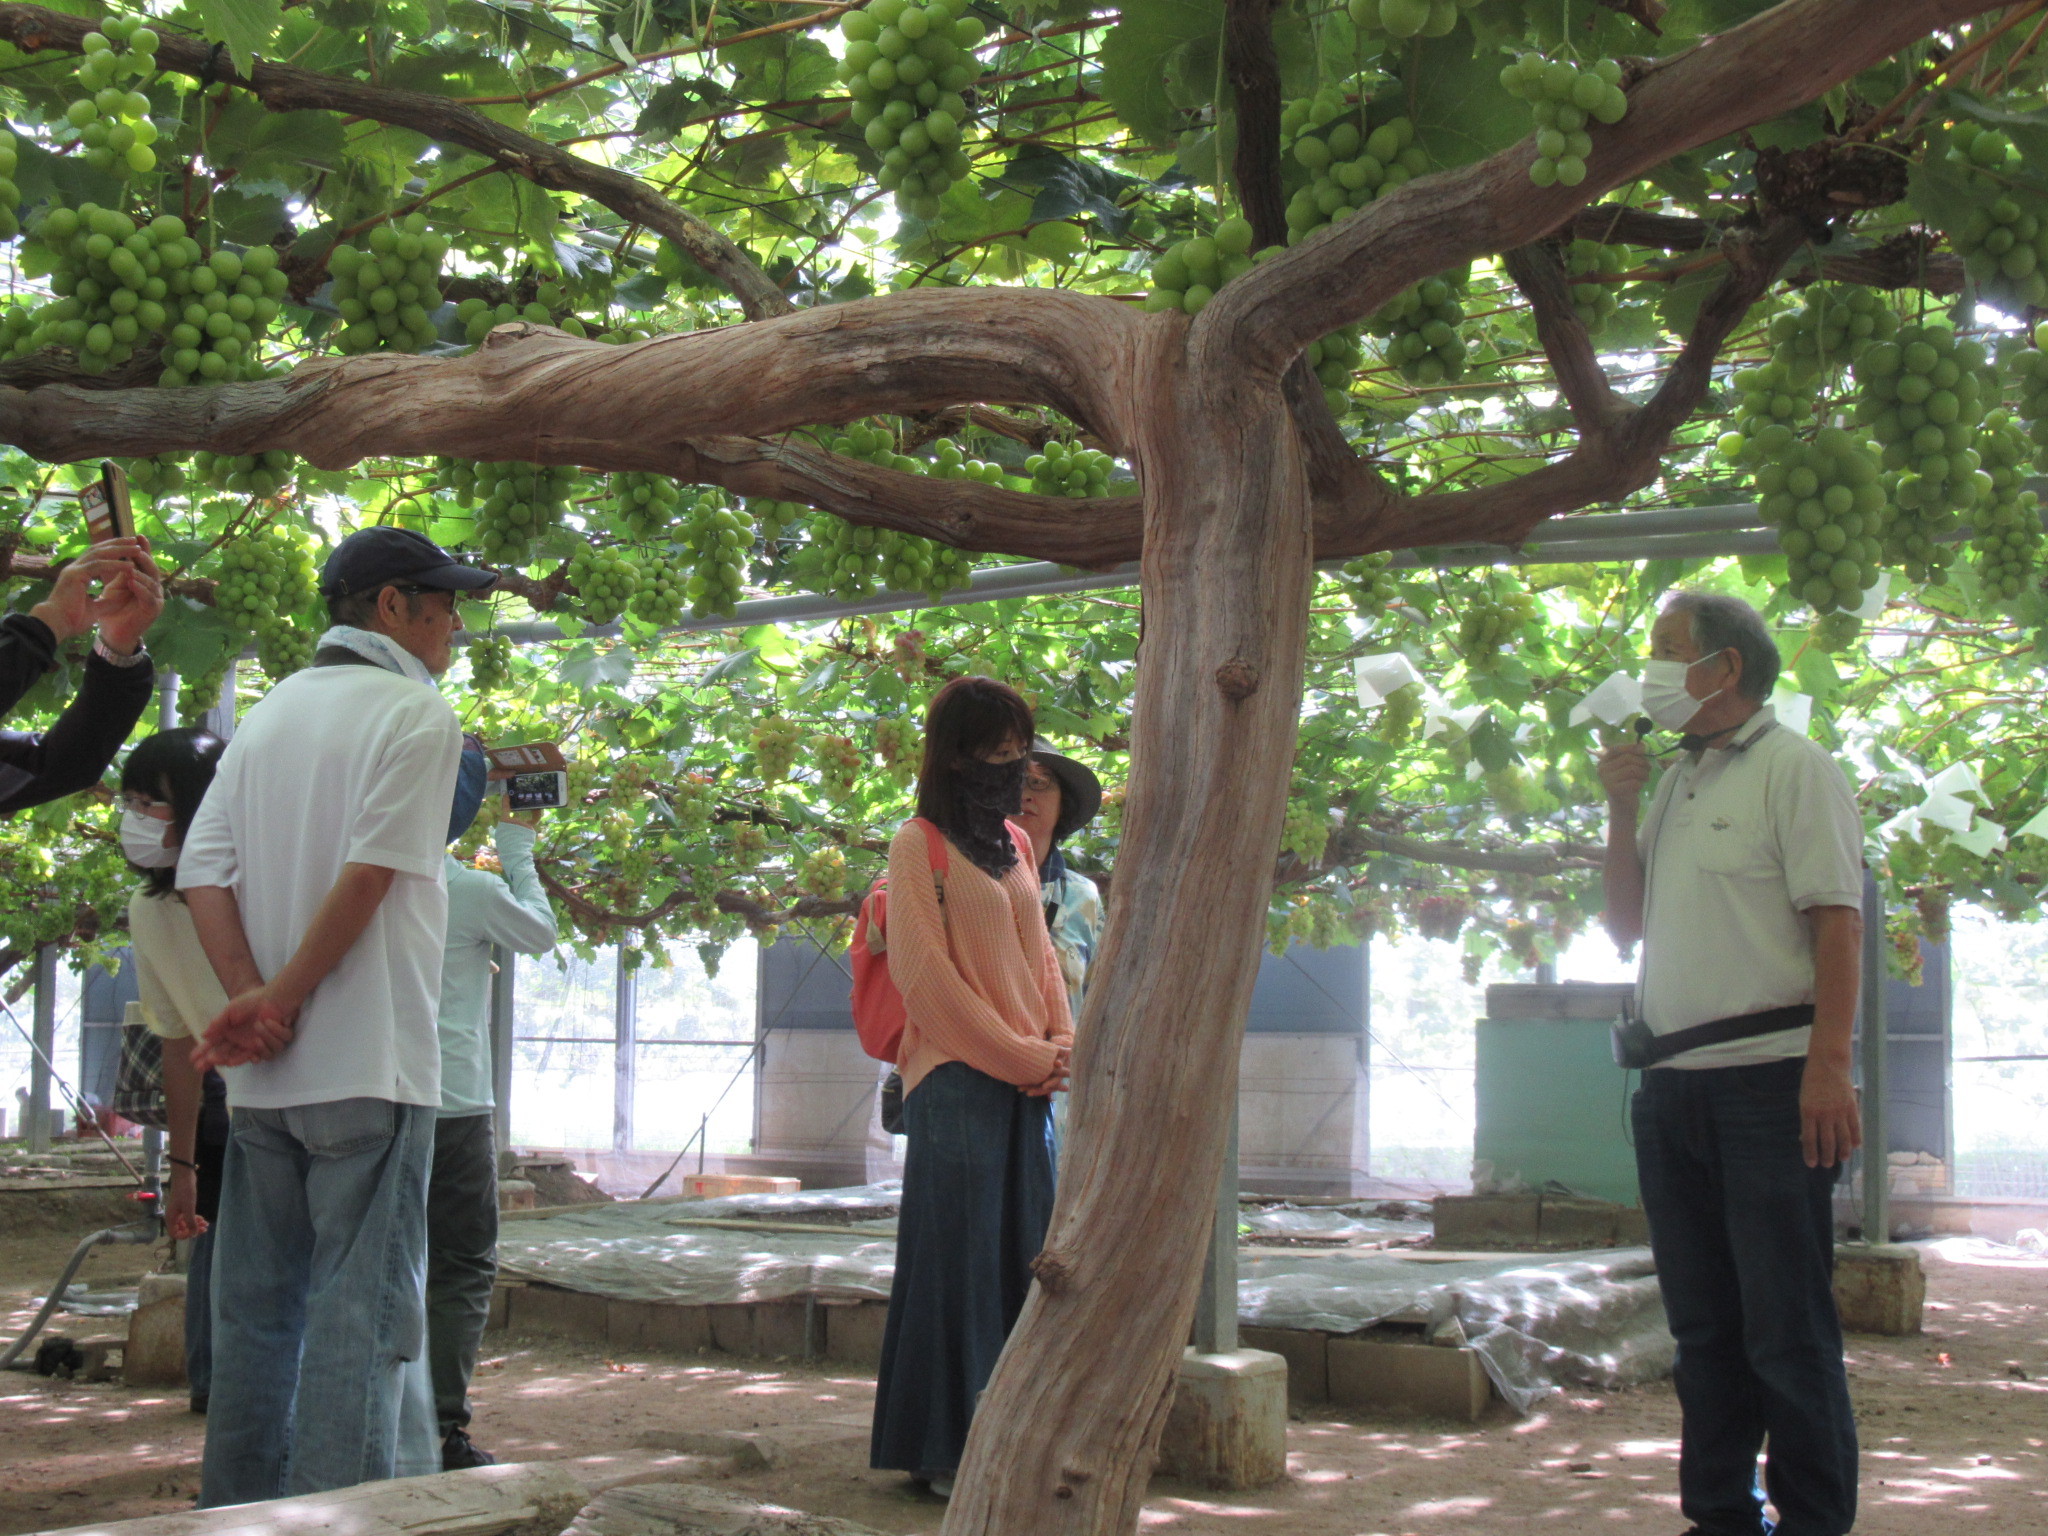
top-left (177, 664), bottom-right (460, 1109)
top-left (1636, 707), bottom-right (1865, 1069)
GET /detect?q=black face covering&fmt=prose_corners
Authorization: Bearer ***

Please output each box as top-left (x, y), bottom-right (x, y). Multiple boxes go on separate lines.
top-left (945, 755), bottom-right (1028, 877)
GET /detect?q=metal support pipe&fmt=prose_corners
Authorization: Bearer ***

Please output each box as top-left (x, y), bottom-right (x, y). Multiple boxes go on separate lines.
top-left (1860, 872), bottom-right (1890, 1244)
top-left (490, 943), bottom-right (517, 1174)
top-left (1193, 1109), bottom-right (1240, 1355)
top-left (28, 946), bottom-right (56, 1152)
top-left (612, 946), bottom-right (637, 1154)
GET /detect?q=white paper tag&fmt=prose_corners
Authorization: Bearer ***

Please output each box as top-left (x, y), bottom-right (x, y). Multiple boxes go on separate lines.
top-left (1916, 791), bottom-right (1976, 834)
top-left (1355, 652), bottom-right (1426, 709)
top-left (1950, 818), bottom-right (2007, 857)
top-left (1927, 761), bottom-right (1986, 803)
top-left (1569, 669), bottom-right (1643, 728)
top-left (2017, 805), bottom-right (2048, 842)
top-left (1773, 691), bottom-right (1814, 737)
top-left (1850, 573), bottom-right (1891, 622)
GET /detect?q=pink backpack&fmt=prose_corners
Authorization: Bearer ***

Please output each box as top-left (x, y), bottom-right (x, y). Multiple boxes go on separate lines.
top-left (848, 818), bottom-right (1031, 1063)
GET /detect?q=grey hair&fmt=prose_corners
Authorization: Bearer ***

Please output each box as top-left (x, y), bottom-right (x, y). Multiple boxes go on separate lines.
top-left (1661, 589), bottom-right (1779, 701)
top-left (326, 583), bottom-right (434, 630)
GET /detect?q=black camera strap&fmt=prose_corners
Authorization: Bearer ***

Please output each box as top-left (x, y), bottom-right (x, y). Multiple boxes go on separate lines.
top-left (1614, 1003), bottom-right (1815, 1069)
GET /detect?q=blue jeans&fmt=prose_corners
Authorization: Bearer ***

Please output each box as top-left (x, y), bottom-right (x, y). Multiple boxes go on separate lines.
top-left (1633, 1057), bottom-right (1857, 1536)
top-left (199, 1098), bottom-right (436, 1507)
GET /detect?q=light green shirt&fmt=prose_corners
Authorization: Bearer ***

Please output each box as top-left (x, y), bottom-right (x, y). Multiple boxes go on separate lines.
top-left (436, 824), bottom-right (558, 1117)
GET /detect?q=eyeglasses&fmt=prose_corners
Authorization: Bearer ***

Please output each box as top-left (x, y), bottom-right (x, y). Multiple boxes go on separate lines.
top-left (1022, 774), bottom-right (1058, 795)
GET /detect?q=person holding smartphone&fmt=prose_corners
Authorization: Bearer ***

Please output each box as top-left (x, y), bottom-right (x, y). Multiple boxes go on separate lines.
top-left (869, 677), bottom-right (1073, 1501)
top-left (427, 742), bottom-right (558, 1471)
top-left (2, 537), bottom-right (163, 811)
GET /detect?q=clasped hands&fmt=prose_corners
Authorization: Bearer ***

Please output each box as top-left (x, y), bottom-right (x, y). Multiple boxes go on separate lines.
top-left (1025, 1044), bottom-right (1071, 1098)
top-left (189, 984), bottom-right (298, 1072)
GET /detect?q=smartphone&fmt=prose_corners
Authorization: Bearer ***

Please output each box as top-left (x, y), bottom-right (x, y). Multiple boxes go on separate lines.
top-left (504, 770), bottom-right (569, 811)
top-left (79, 460), bottom-right (136, 543)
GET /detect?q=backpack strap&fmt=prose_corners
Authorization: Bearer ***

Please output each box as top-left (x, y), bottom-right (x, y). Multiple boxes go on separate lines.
top-left (915, 817), bottom-right (948, 906)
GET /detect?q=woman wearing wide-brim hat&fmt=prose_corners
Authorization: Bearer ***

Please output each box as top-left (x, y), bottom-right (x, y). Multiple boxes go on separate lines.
top-left (1012, 739), bottom-right (1105, 1023)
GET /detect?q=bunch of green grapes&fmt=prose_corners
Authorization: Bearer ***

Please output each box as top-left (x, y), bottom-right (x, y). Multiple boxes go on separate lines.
top-left (0, 131), bottom-right (19, 241)
top-left (929, 437), bottom-right (1008, 485)
top-left (213, 524), bottom-right (320, 679)
top-left (326, 215), bottom-right (449, 354)
top-left (607, 470), bottom-right (682, 540)
top-left (730, 821), bottom-right (770, 867)
top-left (1758, 427), bottom-right (1887, 613)
top-left (2009, 328), bottom-right (2048, 466)
top-left (1369, 271), bottom-right (1467, 384)
top-left (679, 491), bottom-right (753, 618)
top-left (839, 0), bottom-right (983, 221)
top-left (0, 303), bottom-right (34, 357)
top-left (1939, 122), bottom-right (2048, 312)
top-left (1281, 801), bottom-right (1331, 864)
top-left (1145, 217), bottom-right (1256, 317)
top-left (193, 449), bottom-right (297, 498)
top-left (468, 633), bottom-right (515, 693)
top-left (874, 715), bottom-right (920, 786)
top-left (753, 716), bottom-right (802, 783)
top-left (1719, 356), bottom-right (1813, 469)
top-left (1854, 324), bottom-right (1991, 582)
top-left (1344, 0), bottom-right (1480, 39)
top-left (1455, 579), bottom-right (1538, 670)
top-left (1376, 681), bottom-right (1422, 743)
top-left (804, 512), bottom-right (887, 597)
top-left (749, 499), bottom-right (807, 552)
top-left (670, 774), bottom-right (715, 833)
top-left (799, 845), bottom-right (848, 900)
top-left (1342, 551), bottom-right (1401, 619)
top-left (1970, 409), bottom-right (2042, 600)
top-left (814, 733), bottom-right (865, 800)
top-left (455, 296), bottom-right (548, 346)
top-left (1283, 116), bottom-right (1427, 243)
top-left (1499, 54), bottom-right (1627, 186)
top-left (177, 653), bottom-right (230, 725)
top-left (65, 17), bottom-right (161, 178)
top-left (1305, 326), bottom-right (1365, 416)
top-left (627, 548), bottom-right (687, 626)
top-left (119, 455), bottom-right (186, 496)
top-left (1812, 610), bottom-right (1863, 652)
top-left (566, 544), bottom-right (640, 623)
top-left (1768, 284), bottom-right (1897, 386)
top-left (158, 239), bottom-right (288, 386)
top-left (1564, 240), bottom-right (1624, 332)
top-left (1026, 439), bottom-right (1112, 496)
top-left (440, 458), bottom-right (578, 565)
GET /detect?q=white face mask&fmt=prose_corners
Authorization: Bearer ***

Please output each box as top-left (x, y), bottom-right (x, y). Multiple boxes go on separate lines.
top-left (120, 808), bottom-right (179, 869)
top-left (1638, 655), bottom-right (1725, 733)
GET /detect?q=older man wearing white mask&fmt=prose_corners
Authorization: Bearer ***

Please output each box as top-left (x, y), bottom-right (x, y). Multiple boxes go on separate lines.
top-left (1598, 589), bottom-right (1864, 1536)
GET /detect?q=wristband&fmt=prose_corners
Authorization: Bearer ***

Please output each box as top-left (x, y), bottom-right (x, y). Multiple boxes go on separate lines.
top-left (166, 1155), bottom-right (199, 1171)
top-left (93, 636), bottom-right (148, 668)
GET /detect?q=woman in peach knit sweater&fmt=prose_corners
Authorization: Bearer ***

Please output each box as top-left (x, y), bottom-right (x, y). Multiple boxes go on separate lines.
top-left (869, 676), bottom-right (1073, 1499)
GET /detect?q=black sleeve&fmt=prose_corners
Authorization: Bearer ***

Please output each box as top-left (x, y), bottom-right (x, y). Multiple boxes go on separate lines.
top-left (0, 612), bottom-right (59, 721)
top-left (0, 646), bottom-right (156, 815)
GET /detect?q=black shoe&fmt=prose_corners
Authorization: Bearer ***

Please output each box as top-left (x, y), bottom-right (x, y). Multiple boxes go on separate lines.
top-left (442, 1428), bottom-right (497, 1470)
top-left (188, 1393), bottom-right (208, 1416)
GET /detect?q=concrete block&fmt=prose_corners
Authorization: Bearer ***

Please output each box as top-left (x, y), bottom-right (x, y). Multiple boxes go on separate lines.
top-left (513, 1284), bottom-right (610, 1342)
top-left (487, 1283), bottom-right (515, 1332)
top-left (1834, 1244), bottom-right (1925, 1336)
top-left (677, 1174), bottom-right (800, 1199)
top-left (823, 1302), bottom-right (888, 1367)
top-left (1432, 1194), bottom-right (1541, 1248)
top-left (1240, 1325), bottom-right (1328, 1403)
top-left (497, 1179), bottom-right (537, 1212)
top-left (75, 1334), bottom-right (126, 1383)
top-left (608, 1300), bottom-right (713, 1354)
top-left (1156, 1347), bottom-right (1289, 1490)
top-left (1326, 1336), bottom-right (1493, 1422)
top-left (562, 1483), bottom-right (884, 1536)
top-left (707, 1303), bottom-right (757, 1355)
top-left (1615, 1205), bottom-right (1651, 1246)
top-left (1540, 1196), bottom-right (1621, 1248)
top-left (125, 1272), bottom-right (186, 1387)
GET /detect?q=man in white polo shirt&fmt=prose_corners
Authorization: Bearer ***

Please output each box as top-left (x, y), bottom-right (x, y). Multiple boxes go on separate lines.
top-left (1600, 590), bottom-right (1864, 1536)
top-left (178, 527), bottom-right (495, 1506)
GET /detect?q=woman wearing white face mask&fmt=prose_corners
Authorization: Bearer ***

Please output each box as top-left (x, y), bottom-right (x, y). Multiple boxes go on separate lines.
top-left (120, 726), bottom-right (230, 1414)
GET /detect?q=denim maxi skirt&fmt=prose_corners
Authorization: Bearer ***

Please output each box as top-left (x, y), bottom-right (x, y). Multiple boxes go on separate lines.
top-left (870, 1061), bottom-right (1056, 1477)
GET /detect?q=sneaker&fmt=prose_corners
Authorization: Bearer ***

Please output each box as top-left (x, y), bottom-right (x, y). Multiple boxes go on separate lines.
top-left (928, 1477), bottom-right (953, 1500)
top-left (442, 1428), bottom-right (497, 1470)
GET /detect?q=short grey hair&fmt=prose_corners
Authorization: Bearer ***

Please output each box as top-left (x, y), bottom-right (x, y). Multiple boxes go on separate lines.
top-left (1661, 590), bottom-right (1779, 701)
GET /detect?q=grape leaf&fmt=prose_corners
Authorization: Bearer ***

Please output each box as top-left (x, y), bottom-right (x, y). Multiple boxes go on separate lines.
top-left (1099, 0), bottom-right (1222, 145)
top-left (196, 0), bottom-right (284, 80)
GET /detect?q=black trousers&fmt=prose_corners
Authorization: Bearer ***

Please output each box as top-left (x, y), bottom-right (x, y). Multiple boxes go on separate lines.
top-left (425, 1114), bottom-right (500, 1435)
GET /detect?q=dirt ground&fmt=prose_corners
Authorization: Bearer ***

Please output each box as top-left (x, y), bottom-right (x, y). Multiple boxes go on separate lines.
top-left (1, 1230), bottom-right (2043, 1536)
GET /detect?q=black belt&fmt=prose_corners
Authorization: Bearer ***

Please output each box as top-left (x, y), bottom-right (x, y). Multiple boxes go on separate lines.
top-left (1612, 1003), bottom-right (1815, 1069)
